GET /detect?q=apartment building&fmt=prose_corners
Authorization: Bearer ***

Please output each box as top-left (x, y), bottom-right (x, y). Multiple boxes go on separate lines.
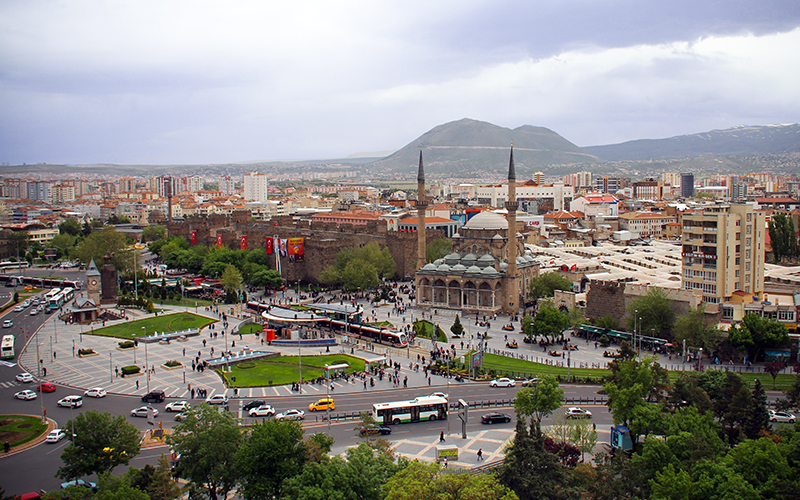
top-left (243, 172), bottom-right (269, 202)
top-left (619, 211), bottom-right (676, 237)
top-left (681, 203), bottom-right (765, 304)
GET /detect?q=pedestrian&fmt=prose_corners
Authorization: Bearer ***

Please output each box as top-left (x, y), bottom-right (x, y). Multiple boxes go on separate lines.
top-left (53, 351), bottom-right (56, 360)
top-left (4, 441), bottom-right (9, 453)
top-left (136, 380), bottom-right (139, 390)
top-left (440, 431), bottom-right (445, 442)
top-left (443, 457), bottom-right (447, 468)
top-left (477, 448), bottom-right (483, 461)
top-left (203, 339), bottom-right (207, 347)
top-left (183, 348), bottom-right (186, 356)
top-left (191, 388), bottom-right (195, 399)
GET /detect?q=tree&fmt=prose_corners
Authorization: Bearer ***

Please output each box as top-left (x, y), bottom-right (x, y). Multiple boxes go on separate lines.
top-left (167, 404), bottom-right (242, 500)
top-left (768, 213), bottom-right (799, 263)
top-left (59, 218), bottom-right (83, 236)
top-left (764, 362), bottom-right (786, 389)
top-left (235, 419), bottom-right (307, 500)
top-left (450, 314), bottom-right (464, 337)
top-left (626, 287), bottom-right (675, 338)
top-left (595, 315), bottom-right (618, 330)
top-left (521, 314), bottom-right (534, 340)
top-left (513, 375), bottom-right (564, 426)
top-left (384, 460), bottom-right (518, 500)
top-left (108, 215), bottom-right (132, 224)
top-left (425, 238), bottom-right (452, 263)
top-left (530, 303), bottom-right (569, 343)
top-left (673, 304), bottom-right (722, 354)
top-left (94, 471), bottom-right (150, 500)
top-left (341, 259), bottom-right (379, 291)
top-left (568, 416), bottom-right (598, 463)
top-left (141, 225), bottom-right (166, 242)
top-left (250, 267), bottom-right (284, 292)
top-left (7, 230), bottom-right (31, 257)
top-left (528, 272), bottom-right (573, 301)
top-left (73, 226), bottom-right (135, 274)
top-left (50, 233), bottom-right (78, 259)
top-left (57, 410), bottom-right (141, 481)
top-left (728, 313), bottom-right (789, 363)
top-left (220, 264), bottom-right (242, 296)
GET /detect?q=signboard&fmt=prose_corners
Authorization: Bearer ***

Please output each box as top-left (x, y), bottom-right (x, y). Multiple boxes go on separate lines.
top-left (471, 351), bottom-right (483, 368)
top-left (436, 445), bottom-right (459, 460)
top-left (288, 238), bottom-right (304, 262)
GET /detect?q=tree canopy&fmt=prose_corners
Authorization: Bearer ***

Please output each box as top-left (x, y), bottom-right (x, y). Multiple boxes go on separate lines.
top-left (513, 374), bottom-right (564, 426)
top-left (673, 304), bottom-right (722, 354)
top-left (528, 272), bottom-right (573, 301)
top-left (626, 287), bottom-right (675, 338)
top-left (727, 313), bottom-right (789, 363)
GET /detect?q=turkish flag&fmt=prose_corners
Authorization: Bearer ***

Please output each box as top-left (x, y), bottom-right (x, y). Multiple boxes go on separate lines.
top-left (266, 236), bottom-right (274, 254)
top-left (191, 230), bottom-right (197, 245)
top-left (240, 235), bottom-right (247, 250)
top-left (215, 234), bottom-right (223, 248)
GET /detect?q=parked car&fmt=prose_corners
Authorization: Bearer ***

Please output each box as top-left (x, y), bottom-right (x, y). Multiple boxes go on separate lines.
top-left (275, 409), bottom-right (305, 421)
top-left (14, 390), bottom-right (37, 400)
top-left (248, 405), bottom-right (276, 417)
top-left (770, 411), bottom-right (796, 423)
top-left (84, 387), bottom-right (107, 398)
top-left (565, 407), bottom-right (592, 419)
top-left (60, 480), bottom-right (97, 492)
top-left (3, 320), bottom-right (12, 328)
top-left (205, 394), bottom-right (228, 405)
top-left (16, 372), bottom-right (34, 383)
top-left (359, 425), bottom-right (392, 436)
top-left (130, 406), bottom-right (159, 418)
top-left (243, 400), bottom-right (266, 411)
top-left (481, 412), bottom-right (513, 424)
top-left (308, 398), bottom-right (335, 411)
top-left (489, 377), bottom-right (516, 388)
top-left (37, 382), bottom-right (56, 393)
top-left (165, 401), bottom-right (190, 412)
top-left (46, 429), bottom-right (66, 443)
top-left (57, 395), bottom-right (83, 408)
top-left (141, 389), bottom-right (165, 403)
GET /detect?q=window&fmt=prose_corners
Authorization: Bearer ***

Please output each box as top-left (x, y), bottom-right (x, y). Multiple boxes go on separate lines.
top-left (736, 257), bottom-right (741, 265)
top-left (746, 249), bottom-right (751, 259)
top-left (745, 286), bottom-right (750, 293)
top-left (746, 262), bottom-right (751, 271)
top-left (735, 270), bottom-right (740, 277)
top-left (736, 232), bottom-right (741, 240)
top-left (746, 225), bottom-right (752, 235)
top-left (736, 219), bottom-right (741, 226)
top-left (778, 310), bottom-right (795, 322)
top-left (746, 237), bottom-right (751, 247)
top-left (747, 213), bottom-right (752, 222)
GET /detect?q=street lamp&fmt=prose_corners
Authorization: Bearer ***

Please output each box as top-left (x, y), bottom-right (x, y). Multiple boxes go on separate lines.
top-left (142, 327), bottom-right (149, 393)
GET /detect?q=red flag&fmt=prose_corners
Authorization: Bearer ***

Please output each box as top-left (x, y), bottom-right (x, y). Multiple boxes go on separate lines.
top-left (215, 234), bottom-right (222, 248)
top-left (240, 235), bottom-right (247, 250)
top-left (191, 230), bottom-right (197, 245)
top-left (266, 236), bottom-right (274, 255)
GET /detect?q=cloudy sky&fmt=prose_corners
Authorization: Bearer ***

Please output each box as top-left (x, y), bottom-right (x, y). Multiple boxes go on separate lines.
top-left (2, 0), bottom-right (799, 165)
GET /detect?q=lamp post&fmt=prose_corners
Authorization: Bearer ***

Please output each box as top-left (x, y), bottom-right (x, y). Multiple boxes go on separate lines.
top-left (142, 327), bottom-right (149, 393)
top-left (637, 317), bottom-right (642, 356)
top-left (35, 330), bottom-right (45, 424)
top-left (54, 318), bottom-right (57, 344)
top-left (110, 351), bottom-right (113, 384)
top-left (133, 250), bottom-right (138, 302)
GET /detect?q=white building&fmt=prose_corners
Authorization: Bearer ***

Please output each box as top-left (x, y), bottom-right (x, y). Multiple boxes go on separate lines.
top-left (570, 194), bottom-right (619, 217)
top-left (475, 181), bottom-right (573, 213)
top-left (243, 172), bottom-right (269, 202)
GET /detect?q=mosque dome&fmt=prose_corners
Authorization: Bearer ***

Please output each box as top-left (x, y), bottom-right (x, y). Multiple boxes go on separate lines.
top-left (463, 211), bottom-right (508, 230)
top-left (476, 254), bottom-right (497, 268)
top-left (444, 253), bottom-right (461, 265)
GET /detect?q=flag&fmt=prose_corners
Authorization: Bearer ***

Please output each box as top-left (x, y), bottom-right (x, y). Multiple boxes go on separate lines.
top-left (215, 234), bottom-right (223, 248)
top-left (240, 235), bottom-right (247, 250)
top-left (266, 236), bottom-right (274, 254)
top-left (191, 230), bottom-right (197, 245)
top-left (570, 264), bottom-right (577, 271)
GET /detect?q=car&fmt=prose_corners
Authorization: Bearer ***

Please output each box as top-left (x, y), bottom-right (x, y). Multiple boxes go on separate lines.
top-left (84, 387), bottom-right (107, 398)
top-left (57, 395), bottom-right (83, 408)
top-left (2, 320), bottom-right (12, 328)
top-left (521, 377), bottom-right (540, 387)
top-left (36, 382), bottom-right (56, 393)
top-left (165, 401), bottom-right (190, 412)
top-left (565, 407), bottom-right (593, 419)
top-left (141, 389), bottom-right (165, 403)
top-left (46, 429), bottom-right (66, 443)
top-left (13, 305), bottom-right (24, 312)
top-left (770, 411), bottom-right (796, 423)
top-left (429, 392), bottom-right (449, 399)
top-left (308, 398), bottom-right (335, 411)
top-left (29, 308), bottom-right (38, 316)
top-left (248, 404), bottom-right (276, 417)
top-left (16, 372), bottom-right (34, 383)
top-left (359, 425), bottom-right (392, 436)
top-left (174, 411), bottom-right (196, 422)
top-left (489, 377), bottom-right (516, 388)
top-left (130, 406), bottom-right (159, 418)
top-left (275, 409), bottom-right (305, 421)
top-left (481, 412), bottom-right (513, 424)
top-left (205, 394), bottom-right (229, 405)
top-left (14, 390), bottom-right (37, 400)
top-left (60, 480), bottom-right (98, 492)
top-left (22, 300), bottom-right (30, 307)
top-left (243, 400), bottom-right (266, 411)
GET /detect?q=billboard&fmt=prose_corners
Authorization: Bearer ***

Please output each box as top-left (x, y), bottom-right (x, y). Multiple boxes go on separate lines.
top-left (287, 238), bottom-right (304, 262)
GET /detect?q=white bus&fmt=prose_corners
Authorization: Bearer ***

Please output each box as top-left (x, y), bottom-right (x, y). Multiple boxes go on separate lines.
top-left (0, 261), bottom-right (29, 270)
top-left (372, 395), bottom-right (449, 425)
top-left (1, 335), bottom-right (15, 360)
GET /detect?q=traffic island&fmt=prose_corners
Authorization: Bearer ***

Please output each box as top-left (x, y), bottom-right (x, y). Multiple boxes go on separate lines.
top-left (0, 415), bottom-right (54, 453)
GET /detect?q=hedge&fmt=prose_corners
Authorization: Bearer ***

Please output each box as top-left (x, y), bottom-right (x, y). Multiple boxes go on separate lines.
top-left (118, 341), bottom-right (135, 349)
top-left (121, 365), bottom-right (140, 375)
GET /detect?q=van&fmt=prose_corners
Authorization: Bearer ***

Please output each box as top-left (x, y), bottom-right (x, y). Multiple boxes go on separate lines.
top-left (308, 397), bottom-right (334, 412)
top-left (142, 389), bottom-right (165, 403)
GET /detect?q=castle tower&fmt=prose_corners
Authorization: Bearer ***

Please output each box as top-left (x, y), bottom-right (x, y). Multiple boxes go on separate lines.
top-left (416, 147), bottom-right (428, 270)
top-left (505, 143), bottom-right (519, 313)
top-left (86, 258), bottom-right (101, 306)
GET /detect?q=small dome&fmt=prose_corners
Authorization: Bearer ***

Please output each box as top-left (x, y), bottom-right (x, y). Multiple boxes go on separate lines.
top-left (452, 232), bottom-right (461, 238)
top-left (481, 266), bottom-right (499, 276)
top-left (492, 234), bottom-right (504, 240)
top-left (477, 254), bottom-right (497, 267)
top-left (516, 256), bottom-right (526, 265)
top-left (499, 262), bottom-right (509, 271)
top-left (436, 263), bottom-right (451, 273)
top-left (451, 264), bottom-right (467, 273)
top-left (444, 252), bottom-right (461, 265)
top-left (465, 265), bottom-right (483, 275)
top-left (421, 263), bottom-right (437, 271)
top-left (461, 253), bottom-right (477, 265)
top-left (433, 258), bottom-right (444, 266)
top-left (463, 211), bottom-right (509, 230)
top-left (524, 255), bottom-right (535, 262)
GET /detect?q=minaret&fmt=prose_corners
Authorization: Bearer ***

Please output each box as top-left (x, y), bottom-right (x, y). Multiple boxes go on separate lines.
top-left (505, 142), bottom-right (519, 313)
top-left (416, 146), bottom-right (428, 270)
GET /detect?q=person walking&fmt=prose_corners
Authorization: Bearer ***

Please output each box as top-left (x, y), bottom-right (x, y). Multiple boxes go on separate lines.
top-left (136, 380), bottom-right (139, 390)
top-left (440, 431), bottom-right (445, 442)
top-left (477, 448), bottom-right (483, 461)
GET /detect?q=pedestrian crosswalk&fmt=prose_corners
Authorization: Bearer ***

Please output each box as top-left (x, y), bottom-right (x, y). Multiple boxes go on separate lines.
top-left (0, 380), bottom-right (20, 389)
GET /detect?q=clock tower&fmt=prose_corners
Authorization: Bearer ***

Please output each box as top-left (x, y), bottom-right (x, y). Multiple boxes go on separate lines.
top-left (86, 259), bottom-right (101, 306)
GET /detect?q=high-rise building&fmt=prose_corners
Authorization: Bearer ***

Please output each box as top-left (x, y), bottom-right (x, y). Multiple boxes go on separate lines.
top-left (593, 175), bottom-right (621, 194)
top-left (243, 172), bottom-right (269, 202)
top-left (681, 203), bottom-right (765, 304)
top-left (118, 178), bottom-right (135, 193)
top-left (680, 173), bottom-right (694, 198)
top-left (220, 176), bottom-right (236, 196)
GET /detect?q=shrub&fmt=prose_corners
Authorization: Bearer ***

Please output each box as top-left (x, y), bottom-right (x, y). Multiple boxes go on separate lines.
top-left (237, 361), bottom-right (257, 369)
top-left (121, 365), bottom-right (141, 375)
top-left (118, 341), bottom-right (135, 349)
top-left (164, 360), bottom-right (181, 367)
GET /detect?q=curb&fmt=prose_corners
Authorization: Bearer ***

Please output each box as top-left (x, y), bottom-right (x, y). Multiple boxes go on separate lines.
top-left (0, 415), bottom-right (56, 458)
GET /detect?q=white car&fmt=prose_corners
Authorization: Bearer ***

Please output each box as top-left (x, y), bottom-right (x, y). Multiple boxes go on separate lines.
top-left (489, 377), bottom-right (516, 388)
top-left (565, 407), bottom-right (593, 419)
top-left (16, 373), bottom-right (34, 383)
top-left (13, 305), bottom-right (24, 312)
top-left (248, 405), bottom-right (276, 417)
top-left (57, 395), bottom-right (83, 408)
top-left (3, 320), bottom-right (12, 328)
top-left (14, 389), bottom-right (37, 400)
top-left (130, 406), bottom-right (159, 418)
top-left (770, 411), bottom-right (796, 424)
top-left (275, 409), bottom-right (305, 421)
top-left (205, 394), bottom-right (228, 405)
top-left (84, 387), bottom-right (107, 398)
top-left (29, 308), bottom-right (38, 316)
top-left (22, 300), bottom-right (30, 308)
top-left (46, 429), bottom-right (66, 443)
top-left (165, 401), bottom-right (190, 412)
top-left (521, 378), bottom-right (540, 387)
top-left (429, 392), bottom-right (449, 399)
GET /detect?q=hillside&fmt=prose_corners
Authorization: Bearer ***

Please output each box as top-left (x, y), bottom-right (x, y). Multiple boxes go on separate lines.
top-left (584, 124), bottom-right (800, 161)
top-left (369, 118), bottom-right (599, 178)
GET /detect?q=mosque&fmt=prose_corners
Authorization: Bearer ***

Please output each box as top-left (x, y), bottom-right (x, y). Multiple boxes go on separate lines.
top-left (414, 146), bottom-right (539, 315)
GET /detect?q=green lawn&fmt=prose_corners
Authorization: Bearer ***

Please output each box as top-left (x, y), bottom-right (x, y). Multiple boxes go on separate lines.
top-left (89, 312), bottom-right (216, 339)
top-left (222, 354), bottom-right (366, 387)
top-left (473, 353), bottom-right (797, 390)
top-left (0, 415), bottom-right (49, 448)
top-left (153, 297), bottom-right (215, 309)
top-left (237, 323), bottom-right (264, 335)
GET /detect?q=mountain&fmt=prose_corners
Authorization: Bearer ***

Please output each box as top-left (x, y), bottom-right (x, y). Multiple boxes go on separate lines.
top-left (584, 124), bottom-right (800, 161)
top-left (369, 118), bottom-right (599, 177)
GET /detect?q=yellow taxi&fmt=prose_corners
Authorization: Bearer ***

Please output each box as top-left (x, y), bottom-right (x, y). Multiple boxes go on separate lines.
top-left (308, 397), bottom-right (335, 412)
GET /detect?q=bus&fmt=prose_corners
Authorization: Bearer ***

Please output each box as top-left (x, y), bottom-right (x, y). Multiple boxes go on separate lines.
top-left (48, 287), bottom-right (74, 312)
top-left (372, 395), bottom-right (449, 425)
top-left (1, 335), bottom-right (15, 360)
top-left (0, 261), bottom-right (29, 270)
top-left (44, 288), bottom-right (61, 304)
